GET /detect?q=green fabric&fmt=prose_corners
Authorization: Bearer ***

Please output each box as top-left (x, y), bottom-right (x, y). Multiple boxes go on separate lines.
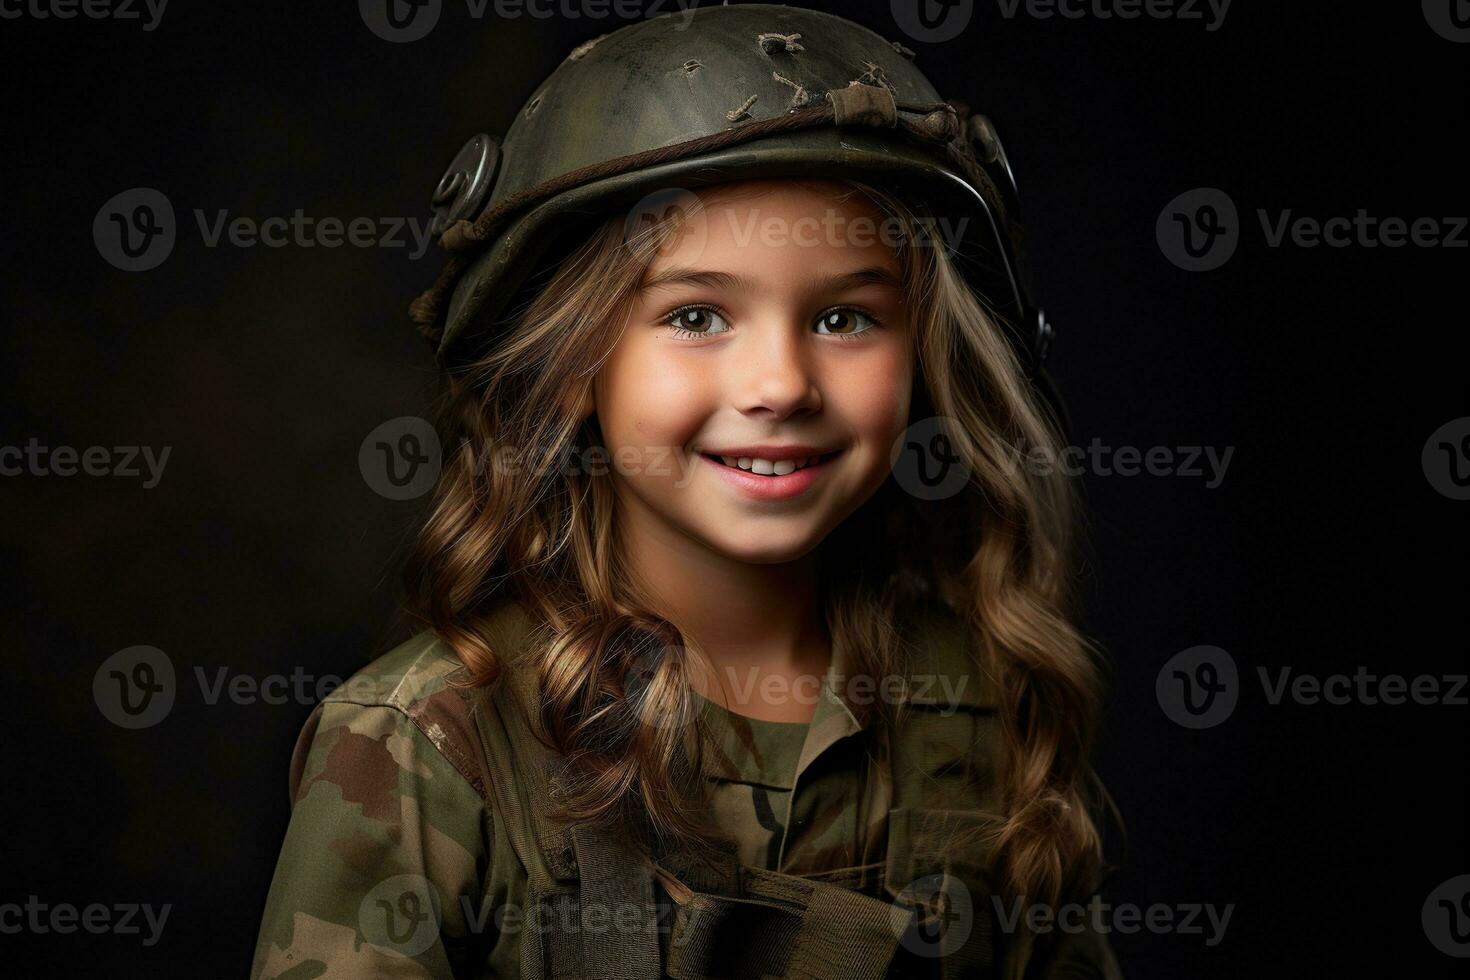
top-left (249, 594), bottom-right (1122, 979)
top-left (694, 693), bottom-right (808, 871)
top-left (249, 637), bottom-right (518, 979)
top-left (689, 615), bottom-right (897, 882)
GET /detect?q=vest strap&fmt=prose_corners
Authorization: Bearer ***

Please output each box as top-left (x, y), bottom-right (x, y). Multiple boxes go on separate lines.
top-left (658, 859), bottom-right (902, 980)
top-left (568, 822), bottom-right (663, 980)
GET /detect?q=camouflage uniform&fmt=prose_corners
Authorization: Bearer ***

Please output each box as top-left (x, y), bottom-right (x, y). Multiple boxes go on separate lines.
top-left (251, 594), bottom-right (1122, 978)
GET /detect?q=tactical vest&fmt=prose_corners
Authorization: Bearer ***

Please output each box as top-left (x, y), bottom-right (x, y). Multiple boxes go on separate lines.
top-left (464, 597), bottom-right (1036, 980)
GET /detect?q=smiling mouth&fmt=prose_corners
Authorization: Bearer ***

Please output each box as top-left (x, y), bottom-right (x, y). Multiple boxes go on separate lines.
top-left (698, 450), bottom-right (842, 477)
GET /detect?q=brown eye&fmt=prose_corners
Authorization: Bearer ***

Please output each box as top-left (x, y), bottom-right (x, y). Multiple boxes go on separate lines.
top-left (664, 306), bottom-right (731, 336)
top-left (814, 309), bottom-right (878, 336)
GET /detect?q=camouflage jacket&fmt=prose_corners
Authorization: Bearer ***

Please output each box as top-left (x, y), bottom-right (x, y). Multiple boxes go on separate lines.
top-left (251, 594), bottom-right (1123, 979)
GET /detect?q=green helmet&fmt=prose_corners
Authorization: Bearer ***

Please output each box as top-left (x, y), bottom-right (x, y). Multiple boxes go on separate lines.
top-left (411, 3), bottom-right (1059, 412)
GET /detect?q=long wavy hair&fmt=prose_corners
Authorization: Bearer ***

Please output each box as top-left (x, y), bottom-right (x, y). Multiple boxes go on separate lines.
top-left (403, 177), bottom-right (1110, 908)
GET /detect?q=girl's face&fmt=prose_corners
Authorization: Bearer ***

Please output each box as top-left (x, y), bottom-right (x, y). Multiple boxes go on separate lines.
top-left (590, 179), bottom-right (914, 564)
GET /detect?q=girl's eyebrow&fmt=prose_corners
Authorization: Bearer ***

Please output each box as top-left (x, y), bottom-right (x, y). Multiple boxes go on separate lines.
top-left (640, 267), bottom-right (745, 293)
top-left (638, 265), bottom-right (902, 295)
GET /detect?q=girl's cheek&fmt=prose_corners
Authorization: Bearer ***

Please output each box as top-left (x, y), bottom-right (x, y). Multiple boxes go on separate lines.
top-left (606, 339), bottom-right (715, 450)
top-left (831, 346), bottom-right (914, 432)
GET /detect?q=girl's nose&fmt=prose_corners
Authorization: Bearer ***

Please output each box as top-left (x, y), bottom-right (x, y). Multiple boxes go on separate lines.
top-left (730, 317), bottom-right (822, 420)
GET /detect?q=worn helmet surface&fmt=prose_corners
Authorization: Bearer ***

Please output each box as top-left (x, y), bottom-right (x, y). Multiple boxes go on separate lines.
top-left (413, 2), bottom-right (1060, 412)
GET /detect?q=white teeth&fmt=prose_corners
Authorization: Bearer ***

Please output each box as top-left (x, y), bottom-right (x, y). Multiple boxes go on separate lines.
top-left (711, 453), bottom-right (826, 475)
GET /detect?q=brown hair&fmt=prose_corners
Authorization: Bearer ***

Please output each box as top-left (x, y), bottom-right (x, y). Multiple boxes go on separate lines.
top-left (403, 178), bottom-right (1110, 907)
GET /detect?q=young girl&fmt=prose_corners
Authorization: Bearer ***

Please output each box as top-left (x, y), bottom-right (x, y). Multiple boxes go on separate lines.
top-left (253, 6), bottom-right (1120, 978)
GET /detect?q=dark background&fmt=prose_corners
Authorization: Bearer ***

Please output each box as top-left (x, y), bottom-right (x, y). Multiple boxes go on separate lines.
top-left (2, 1), bottom-right (1465, 976)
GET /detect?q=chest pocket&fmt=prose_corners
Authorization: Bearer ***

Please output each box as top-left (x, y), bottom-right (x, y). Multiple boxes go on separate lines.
top-left (882, 805), bottom-right (1005, 978)
top-left (894, 706), bottom-right (1001, 809)
top-left (890, 595), bottom-right (1003, 800)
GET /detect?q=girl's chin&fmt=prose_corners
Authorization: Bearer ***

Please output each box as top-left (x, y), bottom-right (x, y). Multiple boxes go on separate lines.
top-left (690, 521), bottom-right (829, 565)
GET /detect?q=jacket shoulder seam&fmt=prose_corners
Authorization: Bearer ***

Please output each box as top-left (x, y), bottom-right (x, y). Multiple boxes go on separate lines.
top-left (315, 693), bottom-right (491, 804)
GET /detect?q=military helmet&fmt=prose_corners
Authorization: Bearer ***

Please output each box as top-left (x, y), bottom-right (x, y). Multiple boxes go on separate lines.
top-left (411, 3), bottom-right (1062, 416)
